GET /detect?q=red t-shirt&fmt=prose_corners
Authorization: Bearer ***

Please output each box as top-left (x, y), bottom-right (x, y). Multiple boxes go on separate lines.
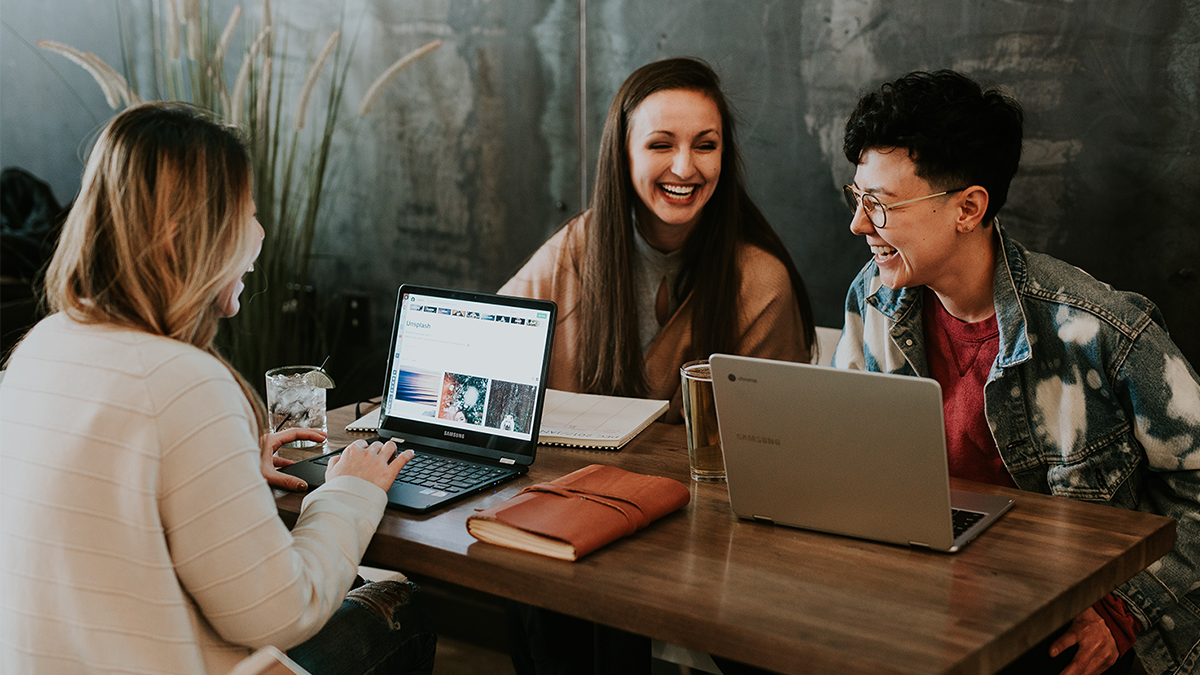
top-left (921, 288), bottom-right (1014, 488)
top-left (922, 288), bottom-right (1139, 652)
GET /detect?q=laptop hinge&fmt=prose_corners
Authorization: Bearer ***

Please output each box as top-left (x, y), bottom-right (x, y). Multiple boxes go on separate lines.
top-left (908, 541), bottom-right (931, 549)
top-left (499, 457), bottom-right (516, 465)
top-left (752, 515), bottom-right (773, 523)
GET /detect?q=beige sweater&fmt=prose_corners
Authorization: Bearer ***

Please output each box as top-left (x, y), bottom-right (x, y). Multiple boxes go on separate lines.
top-left (0, 314), bottom-right (387, 675)
top-left (500, 215), bottom-right (811, 419)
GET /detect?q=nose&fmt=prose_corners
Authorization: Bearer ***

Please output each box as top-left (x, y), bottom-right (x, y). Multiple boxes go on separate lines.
top-left (848, 201), bottom-right (876, 236)
top-left (671, 148), bottom-right (696, 179)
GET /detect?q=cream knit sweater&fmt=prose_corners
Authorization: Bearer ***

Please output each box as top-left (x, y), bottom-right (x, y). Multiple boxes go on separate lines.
top-left (0, 314), bottom-right (387, 674)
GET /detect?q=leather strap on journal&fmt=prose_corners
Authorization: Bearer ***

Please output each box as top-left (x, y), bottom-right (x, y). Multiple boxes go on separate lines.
top-left (516, 483), bottom-right (649, 536)
top-left (465, 464), bottom-right (690, 560)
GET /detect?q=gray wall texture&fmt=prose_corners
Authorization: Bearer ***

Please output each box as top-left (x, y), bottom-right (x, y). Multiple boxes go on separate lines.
top-left (3, 0), bottom-right (1198, 373)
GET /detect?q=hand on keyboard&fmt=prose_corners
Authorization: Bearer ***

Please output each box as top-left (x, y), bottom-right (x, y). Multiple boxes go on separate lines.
top-left (328, 439), bottom-right (415, 492)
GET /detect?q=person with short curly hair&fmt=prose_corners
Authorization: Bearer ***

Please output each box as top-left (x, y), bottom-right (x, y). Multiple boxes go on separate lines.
top-left (836, 70), bottom-right (1200, 675)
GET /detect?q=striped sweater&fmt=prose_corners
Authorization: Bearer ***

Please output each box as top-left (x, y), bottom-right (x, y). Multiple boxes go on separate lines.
top-left (1, 314), bottom-right (387, 674)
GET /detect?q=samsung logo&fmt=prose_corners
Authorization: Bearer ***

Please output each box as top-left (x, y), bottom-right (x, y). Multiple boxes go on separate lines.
top-left (736, 433), bottom-right (780, 446)
top-left (444, 430), bottom-right (466, 439)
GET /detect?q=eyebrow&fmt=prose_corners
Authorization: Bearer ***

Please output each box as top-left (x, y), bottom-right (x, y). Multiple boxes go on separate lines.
top-left (853, 182), bottom-right (898, 198)
top-left (644, 128), bottom-right (721, 139)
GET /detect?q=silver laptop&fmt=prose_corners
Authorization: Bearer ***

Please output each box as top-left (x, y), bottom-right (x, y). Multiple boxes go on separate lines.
top-left (709, 355), bottom-right (1013, 552)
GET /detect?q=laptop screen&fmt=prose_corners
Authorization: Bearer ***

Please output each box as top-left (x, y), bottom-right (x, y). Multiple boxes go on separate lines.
top-left (377, 286), bottom-right (555, 462)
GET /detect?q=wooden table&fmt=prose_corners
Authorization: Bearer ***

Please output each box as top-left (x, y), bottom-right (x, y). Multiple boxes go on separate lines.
top-left (275, 405), bottom-right (1176, 675)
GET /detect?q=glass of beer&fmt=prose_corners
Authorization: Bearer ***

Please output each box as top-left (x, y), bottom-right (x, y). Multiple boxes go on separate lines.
top-left (680, 359), bottom-right (725, 482)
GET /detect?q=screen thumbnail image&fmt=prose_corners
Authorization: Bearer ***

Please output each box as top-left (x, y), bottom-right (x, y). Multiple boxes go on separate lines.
top-left (393, 368), bottom-right (441, 416)
top-left (438, 373), bottom-right (489, 426)
top-left (484, 380), bottom-right (537, 434)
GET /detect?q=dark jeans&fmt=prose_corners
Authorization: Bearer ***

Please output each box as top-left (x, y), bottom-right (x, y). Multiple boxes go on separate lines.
top-left (505, 601), bottom-right (650, 675)
top-left (288, 579), bottom-right (437, 675)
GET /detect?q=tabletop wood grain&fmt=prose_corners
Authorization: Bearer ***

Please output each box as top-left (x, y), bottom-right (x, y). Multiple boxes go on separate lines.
top-left (275, 405), bottom-right (1175, 675)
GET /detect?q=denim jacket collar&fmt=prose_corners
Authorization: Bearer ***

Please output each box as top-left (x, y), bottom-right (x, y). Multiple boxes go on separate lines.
top-left (990, 222), bottom-right (1033, 370)
top-left (864, 221), bottom-right (1033, 374)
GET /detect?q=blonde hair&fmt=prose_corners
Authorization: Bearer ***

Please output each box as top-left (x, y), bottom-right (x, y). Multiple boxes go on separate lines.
top-left (44, 101), bottom-right (267, 432)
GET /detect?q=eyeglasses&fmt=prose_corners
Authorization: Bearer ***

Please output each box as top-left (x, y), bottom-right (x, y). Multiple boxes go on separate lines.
top-left (842, 184), bottom-right (966, 228)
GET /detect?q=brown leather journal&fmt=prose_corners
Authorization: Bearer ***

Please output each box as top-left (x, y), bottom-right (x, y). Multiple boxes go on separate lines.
top-left (465, 464), bottom-right (691, 560)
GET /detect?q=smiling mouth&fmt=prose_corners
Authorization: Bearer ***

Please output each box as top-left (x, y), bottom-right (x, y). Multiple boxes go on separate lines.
top-left (659, 183), bottom-right (697, 202)
top-left (871, 244), bottom-right (898, 261)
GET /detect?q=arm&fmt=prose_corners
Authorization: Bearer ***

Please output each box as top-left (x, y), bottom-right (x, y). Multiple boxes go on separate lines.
top-left (1109, 326), bottom-right (1200, 634)
top-left (154, 355), bottom-right (395, 650)
top-left (732, 246), bottom-right (809, 363)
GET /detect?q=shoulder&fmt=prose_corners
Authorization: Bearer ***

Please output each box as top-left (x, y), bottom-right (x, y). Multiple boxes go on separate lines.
top-left (735, 243), bottom-right (795, 296)
top-left (499, 214), bottom-right (587, 297)
top-left (1014, 244), bottom-right (1162, 338)
top-left (3, 315), bottom-right (251, 450)
top-left (536, 214), bottom-right (586, 257)
top-left (10, 313), bottom-right (227, 384)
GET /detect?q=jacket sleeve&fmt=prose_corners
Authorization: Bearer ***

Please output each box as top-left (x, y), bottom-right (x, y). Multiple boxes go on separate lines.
top-left (155, 354), bottom-right (387, 650)
top-left (1111, 323), bottom-right (1200, 632)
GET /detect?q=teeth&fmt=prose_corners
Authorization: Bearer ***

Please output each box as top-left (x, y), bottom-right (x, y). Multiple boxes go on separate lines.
top-left (871, 245), bottom-right (896, 258)
top-left (660, 184), bottom-right (696, 197)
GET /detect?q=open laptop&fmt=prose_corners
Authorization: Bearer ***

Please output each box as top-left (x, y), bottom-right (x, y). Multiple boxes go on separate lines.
top-left (708, 355), bottom-right (1014, 552)
top-left (283, 285), bottom-right (556, 513)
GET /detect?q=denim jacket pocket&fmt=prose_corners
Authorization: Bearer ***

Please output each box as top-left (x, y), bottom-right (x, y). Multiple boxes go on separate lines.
top-left (1045, 425), bottom-right (1142, 503)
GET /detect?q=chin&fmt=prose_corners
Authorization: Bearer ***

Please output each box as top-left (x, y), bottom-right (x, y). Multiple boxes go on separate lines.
top-left (654, 207), bottom-right (703, 227)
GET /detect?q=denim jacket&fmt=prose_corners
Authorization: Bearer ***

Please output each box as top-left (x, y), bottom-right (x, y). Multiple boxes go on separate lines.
top-left (833, 223), bottom-right (1200, 675)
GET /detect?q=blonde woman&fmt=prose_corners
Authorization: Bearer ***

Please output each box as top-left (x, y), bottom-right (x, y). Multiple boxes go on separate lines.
top-left (0, 102), bottom-right (435, 675)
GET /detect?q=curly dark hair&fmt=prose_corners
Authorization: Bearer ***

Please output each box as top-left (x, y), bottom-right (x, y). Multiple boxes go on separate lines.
top-left (843, 70), bottom-right (1024, 224)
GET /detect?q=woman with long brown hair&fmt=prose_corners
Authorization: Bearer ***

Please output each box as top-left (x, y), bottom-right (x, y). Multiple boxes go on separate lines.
top-left (501, 58), bottom-right (815, 674)
top-left (502, 57), bottom-right (815, 422)
top-left (0, 102), bottom-right (434, 674)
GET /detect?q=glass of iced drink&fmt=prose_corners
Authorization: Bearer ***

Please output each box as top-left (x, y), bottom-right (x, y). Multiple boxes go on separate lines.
top-left (265, 366), bottom-right (329, 448)
top-left (680, 359), bottom-right (725, 482)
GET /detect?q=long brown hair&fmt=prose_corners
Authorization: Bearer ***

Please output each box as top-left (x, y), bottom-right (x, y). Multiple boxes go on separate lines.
top-left (578, 57), bottom-right (816, 396)
top-left (43, 102), bottom-right (267, 432)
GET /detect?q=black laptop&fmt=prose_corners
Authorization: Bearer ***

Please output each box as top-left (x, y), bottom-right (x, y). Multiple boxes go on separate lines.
top-left (283, 284), bottom-right (556, 513)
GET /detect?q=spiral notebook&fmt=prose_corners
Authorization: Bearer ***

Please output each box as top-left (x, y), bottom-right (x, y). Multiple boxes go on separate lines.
top-left (347, 389), bottom-right (667, 450)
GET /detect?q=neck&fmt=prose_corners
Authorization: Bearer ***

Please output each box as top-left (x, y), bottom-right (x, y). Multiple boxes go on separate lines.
top-left (928, 226), bottom-right (999, 323)
top-left (634, 203), bottom-right (697, 253)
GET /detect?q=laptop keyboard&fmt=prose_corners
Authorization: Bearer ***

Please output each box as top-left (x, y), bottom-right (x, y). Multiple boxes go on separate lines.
top-left (394, 453), bottom-right (512, 493)
top-left (951, 508), bottom-right (986, 538)
top-left (310, 450), bottom-right (511, 493)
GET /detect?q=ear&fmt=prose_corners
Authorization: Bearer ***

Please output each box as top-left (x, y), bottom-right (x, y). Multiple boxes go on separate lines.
top-left (956, 186), bottom-right (989, 234)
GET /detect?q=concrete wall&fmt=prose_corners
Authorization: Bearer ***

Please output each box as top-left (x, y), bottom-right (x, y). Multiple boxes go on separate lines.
top-left (3, 0), bottom-right (1198, 372)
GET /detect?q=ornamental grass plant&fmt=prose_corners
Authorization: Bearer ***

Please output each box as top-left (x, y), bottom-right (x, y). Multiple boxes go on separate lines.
top-left (37, 0), bottom-right (440, 392)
